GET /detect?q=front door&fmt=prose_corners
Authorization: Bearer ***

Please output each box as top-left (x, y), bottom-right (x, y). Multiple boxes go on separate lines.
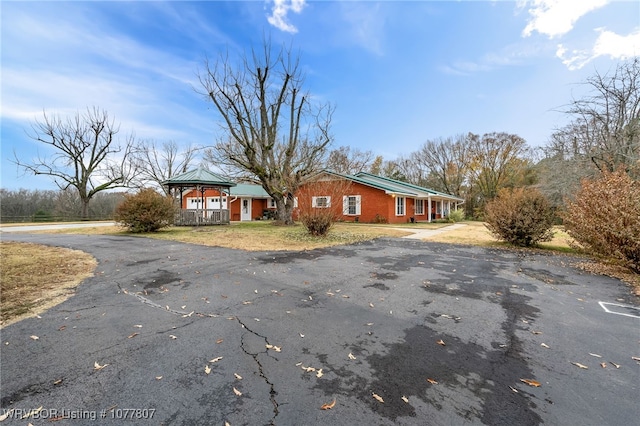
top-left (241, 198), bottom-right (252, 221)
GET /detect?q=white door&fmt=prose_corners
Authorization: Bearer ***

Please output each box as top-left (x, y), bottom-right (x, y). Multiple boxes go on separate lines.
top-left (241, 198), bottom-right (252, 221)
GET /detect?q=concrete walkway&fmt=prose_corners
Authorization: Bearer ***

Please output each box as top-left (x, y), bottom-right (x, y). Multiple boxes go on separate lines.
top-left (399, 222), bottom-right (467, 239)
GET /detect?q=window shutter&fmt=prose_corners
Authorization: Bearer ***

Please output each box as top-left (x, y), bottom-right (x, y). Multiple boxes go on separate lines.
top-left (355, 195), bottom-right (361, 215)
top-left (343, 196), bottom-right (348, 214)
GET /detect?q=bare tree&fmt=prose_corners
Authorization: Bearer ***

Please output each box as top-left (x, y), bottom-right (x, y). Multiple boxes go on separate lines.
top-left (415, 135), bottom-right (469, 197)
top-left (13, 107), bottom-right (138, 218)
top-left (198, 41), bottom-right (334, 225)
top-left (560, 58), bottom-right (640, 176)
top-left (325, 145), bottom-right (374, 175)
top-left (134, 140), bottom-right (201, 195)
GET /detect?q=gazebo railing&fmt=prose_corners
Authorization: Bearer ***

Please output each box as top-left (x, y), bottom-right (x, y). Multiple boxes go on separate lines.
top-left (175, 209), bottom-right (230, 226)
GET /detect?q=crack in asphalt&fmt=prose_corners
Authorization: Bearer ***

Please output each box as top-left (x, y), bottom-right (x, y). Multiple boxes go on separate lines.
top-left (235, 317), bottom-right (280, 426)
top-left (117, 283), bottom-right (280, 425)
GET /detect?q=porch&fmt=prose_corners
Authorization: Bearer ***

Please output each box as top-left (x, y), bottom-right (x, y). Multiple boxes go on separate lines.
top-left (174, 209), bottom-right (230, 226)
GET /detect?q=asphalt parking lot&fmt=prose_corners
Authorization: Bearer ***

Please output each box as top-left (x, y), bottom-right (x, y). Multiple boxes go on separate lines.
top-left (1, 233), bottom-right (639, 425)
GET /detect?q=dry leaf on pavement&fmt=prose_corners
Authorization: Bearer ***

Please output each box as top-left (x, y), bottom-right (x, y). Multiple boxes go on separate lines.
top-left (520, 379), bottom-right (541, 387)
top-left (571, 362), bottom-right (589, 369)
top-left (320, 399), bottom-right (336, 410)
top-left (372, 393), bottom-right (384, 403)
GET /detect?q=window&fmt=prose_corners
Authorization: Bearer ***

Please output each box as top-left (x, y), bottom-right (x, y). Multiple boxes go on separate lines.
top-left (268, 198), bottom-right (276, 208)
top-left (415, 199), bottom-right (424, 215)
top-left (342, 195), bottom-right (361, 215)
top-left (396, 196), bottom-right (405, 216)
top-left (312, 196), bottom-right (331, 208)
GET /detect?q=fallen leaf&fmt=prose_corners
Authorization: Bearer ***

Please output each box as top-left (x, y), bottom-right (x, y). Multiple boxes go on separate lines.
top-left (127, 332), bottom-right (139, 339)
top-left (426, 378), bottom-right (438, 385)
top-left (169, 335), bottom-right (177, 340)
top-left (316, 368), bottom-right (324, 378)
top-left (210, 356), bottom-right (223, 363)
top-left (233, 387), bottom-right (242, 396)
top-left (369, 303), bottom-right (374, 308)
top-left (631, 356), bottom-right (640, 362)
top-left (509, 386), bottom-right (519, 393)
top-left (610, 362), bottom-right (621, 368)
top-left (571, 362), bottom-right (589, 369)
top-left (348, 353), bottom-right (356, 360)
top-left (216, 339), bottom-right (224, 344)
top-left (531, 331), bottom-right (542, 335)
top-left (182, 311), bottom-right (194, 318)
top-left (58, 325), bottom-right (66, 331)
top-left (156, 376), bottom-right (163, 380)
top-left (234, 373), bottom-right (243, 380)
top-left (600, 363), bottom-right (607, 368)
top-left (134, 324), bottom-right (143, 328)
top-left (588, 353), bottom-right (602, 358)
top-left (94, 361), bottom-right (109, 371)
top-left (225, 422), bottom-right (231, 426)
top-left (320, 399), bottom-right (336, 410)
top-left (273, 345), bottom-right (282, 352)
top-left (53, 379), bottom-right (63, 385)
top-left (365, 323), bottom-right (374, 326)
top-left (205, 365), bottom-right (212, 375)
top-left (30, 335), bottom-right (39, 341)
top-left (254, 318), bottom-right (260, 322)
top-left (436, 339), bottom-right (446, 346)
top-left (520, 379), bottom-right (541, 387)
top-left (541, 343), bottom-right (550, 348)
top-left (401, 396), bottom-right (409, 403)
top-left (372, 393), bottom-right (384, 403)
top-left (299, 333), bottom-right (305, 338)
top-left (242, 301), bottom-right (252, 305)
top-left (181, 305), bottom-right (186, 309)
top-left (301, 365), bottom-right (316, 372)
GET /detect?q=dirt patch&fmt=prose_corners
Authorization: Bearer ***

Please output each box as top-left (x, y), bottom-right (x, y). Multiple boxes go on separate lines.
top-left (0, 241), bottom-right (96, 327)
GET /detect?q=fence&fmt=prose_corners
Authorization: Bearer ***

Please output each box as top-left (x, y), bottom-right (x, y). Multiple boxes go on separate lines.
top-left (174, 209), bottom-right (230, 226)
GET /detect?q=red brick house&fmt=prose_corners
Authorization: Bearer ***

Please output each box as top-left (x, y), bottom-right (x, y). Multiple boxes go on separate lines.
top-left (295, 171), bottom-right (463, 224)
top-left (167, 168), bottom-right (461, 225)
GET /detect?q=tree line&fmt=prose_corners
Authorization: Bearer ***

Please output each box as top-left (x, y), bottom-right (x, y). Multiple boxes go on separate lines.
top-left (5, 40), bottom-right (638, 225)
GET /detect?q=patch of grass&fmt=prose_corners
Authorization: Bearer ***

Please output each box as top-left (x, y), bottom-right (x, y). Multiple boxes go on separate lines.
top-left (428, 221), bottom-right (576, 252)
top-left (140, 222), bottom-right (412, 251)
top-left (1, 241), bottom-right (96, 327)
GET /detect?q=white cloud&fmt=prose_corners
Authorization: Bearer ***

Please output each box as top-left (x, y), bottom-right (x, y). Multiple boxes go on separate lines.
top-left (557, 27), bottom-right (640, 70)
top-left (266, 0), bottom-right (306, 33)
top-left (522, 0), bottom-right (610, 38)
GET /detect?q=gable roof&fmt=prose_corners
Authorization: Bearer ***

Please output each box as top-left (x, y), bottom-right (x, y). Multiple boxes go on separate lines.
top-left (230, 183), bottom-right (270, 198)
top-left (318, 170), bottom-right (462, 201)
top-left (163, 167), bottom-right (236, 187)
top-left (354, 172), bottom-right (464, 201)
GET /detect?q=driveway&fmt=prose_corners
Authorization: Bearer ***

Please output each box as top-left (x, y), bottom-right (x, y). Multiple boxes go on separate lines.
top-left (1, 233), bottom-right (638, 425)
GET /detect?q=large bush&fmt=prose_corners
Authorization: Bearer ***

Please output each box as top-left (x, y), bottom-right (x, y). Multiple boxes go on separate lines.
top-left (484, 187), bottom-right (555, 247)
top-left (114, 188), bottom-right (176, 233)
top-left (563, 170), bottom-right (640, 272)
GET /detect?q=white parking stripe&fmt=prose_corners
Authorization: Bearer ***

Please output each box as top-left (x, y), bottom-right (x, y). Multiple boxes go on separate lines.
top-left (598, 301), bottom-right (640, 319)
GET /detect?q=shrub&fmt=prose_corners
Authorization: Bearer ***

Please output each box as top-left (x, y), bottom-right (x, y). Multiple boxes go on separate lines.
top-left (563, 170), bottom-right (640, 272)
top-left (299, 214), bottom-right (334, 237)
top-left (373, 214), bottom-right (387, 224)
top-left (484, 187), bottom-right (555, 247)
top-left (447, 209), bottom-right (465, 223)
top-left (114, 188), bottom-right (176, 233)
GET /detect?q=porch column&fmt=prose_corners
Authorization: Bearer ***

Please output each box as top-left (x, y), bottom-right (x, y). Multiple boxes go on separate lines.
top-left (427, 196), bottom-right (432, 223)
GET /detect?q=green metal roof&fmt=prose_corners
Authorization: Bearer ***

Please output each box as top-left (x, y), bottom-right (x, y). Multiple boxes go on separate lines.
top-left (320, 170), bottom-right (462, 201)
top-left (354, 172), bottom-right (464, 201)
top-left (229, 183), bottom-right (271, 198)
top-left (163, 167), bottom-right (236, 187)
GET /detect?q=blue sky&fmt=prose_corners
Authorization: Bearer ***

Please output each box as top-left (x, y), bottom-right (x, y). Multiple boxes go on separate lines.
top-left (2, 0), bottom-right (639, 191)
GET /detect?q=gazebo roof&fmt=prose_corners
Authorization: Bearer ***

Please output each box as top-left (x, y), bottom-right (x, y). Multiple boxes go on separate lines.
top-left (163, 167), bottom-right (236, 188)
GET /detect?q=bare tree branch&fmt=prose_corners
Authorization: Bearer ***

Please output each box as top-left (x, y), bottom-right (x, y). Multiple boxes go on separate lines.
top-left (13, 107), bottom-right (138, 218)
top-left (197, 40), bottom-right (334, 224)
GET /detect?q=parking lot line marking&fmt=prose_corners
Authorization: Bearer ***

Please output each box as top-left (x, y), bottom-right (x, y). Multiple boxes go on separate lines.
top-left (598, 301), bottom-right (640, 319)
